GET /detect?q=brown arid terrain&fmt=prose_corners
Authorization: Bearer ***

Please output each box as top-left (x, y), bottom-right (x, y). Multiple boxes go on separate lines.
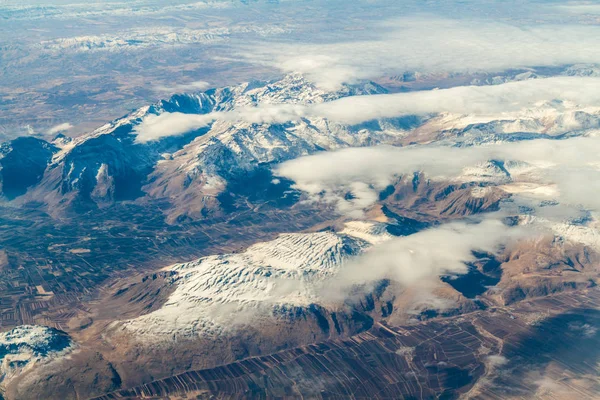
top-left (1, 57), bottom-right (600, 400)
top-left (2, 181), bottom-right (599, 399)
top-left (4, 1), bottom-right (600, 399)
top-left (79, 290), bottom-right (598, 400)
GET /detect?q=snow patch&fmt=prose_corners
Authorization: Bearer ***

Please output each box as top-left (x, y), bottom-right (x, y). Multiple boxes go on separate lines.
top-left (0, 326), bottom-right (73, 388)
top-left (120, 222), bottom-right (392, 340)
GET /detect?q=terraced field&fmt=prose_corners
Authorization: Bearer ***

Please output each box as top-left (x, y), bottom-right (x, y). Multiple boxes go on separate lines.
top-left (95, 289), bottom-right (600, 399)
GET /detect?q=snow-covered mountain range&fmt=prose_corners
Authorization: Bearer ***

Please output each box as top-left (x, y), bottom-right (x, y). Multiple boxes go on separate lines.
top-left (2, 74), bottom-right (406, 220)
top-left (39, 25), bottom-right (292, 53)
top-left (2, 72), bottom-right (600, 224)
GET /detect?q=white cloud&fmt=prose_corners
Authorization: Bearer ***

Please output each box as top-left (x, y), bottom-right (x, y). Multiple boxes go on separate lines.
top-left (533, 376), bottom-right (574, 398)
top-left (557, 4), bottom-right (600, 15)
top-left (318, 218), bottom-right (524, 302)
top-left (134, 113), bottom-right (215, 143)
top-left (275, 137), bottom-right (600, 216)
top-left (309, 77), bottom-right (600, 125)
top-left (47, 122), bottom-right (72, 135)
top-left (239, 17), bottom-right (600, 89)
top-left (133, 77), bottom-right (600, 142)
top-left (3, 1), bottom-right (233, 21)
top-left (134, 104), bottom-right (306, 142)
top-left (153, 81), bottom-right (211, 94)
top-left (487, 355), bottom-right (508, 367)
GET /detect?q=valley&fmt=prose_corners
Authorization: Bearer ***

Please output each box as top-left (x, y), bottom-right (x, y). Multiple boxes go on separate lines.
top-left (0, 71), bottom-right (599, 399)
top-left (0, 200), bottom-right (334, 330)
top-left (93, 289), bottom-right (600, 400)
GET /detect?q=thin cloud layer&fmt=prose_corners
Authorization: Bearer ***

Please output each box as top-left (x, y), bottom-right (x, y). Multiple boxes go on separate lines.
top-left (134, 104), bottom-right (306, 142)
top-left (47, 122), bottom-right (73, 135)
top-left (275, 137), bottom-right (600, 216)
top-left (310, 77), bottom-right (600, 125)
top-left (318, 218), bottom-right (524, 303)
top-left (134, 77), bottom-right (600, 142)
top-left (135, 113), bottom-right (215, 142)
top-left (1, 1), bottom-right (232, 21)
top-left (240, 17), bottom-right (600, 89)
top-left (557, 4), bottom-right (600, 15)
top-left (153, 81), bottom-right (211, 94)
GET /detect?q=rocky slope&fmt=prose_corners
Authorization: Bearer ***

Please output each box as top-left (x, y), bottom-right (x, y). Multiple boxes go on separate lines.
top-left (0, 326), bottom-right (72, 391)
top-left (116, 221), bottom-right (392, 340)
top-left (0, 137), bottom-right (58, 201)
top-left (10, 74), bottom-right (407, 220)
